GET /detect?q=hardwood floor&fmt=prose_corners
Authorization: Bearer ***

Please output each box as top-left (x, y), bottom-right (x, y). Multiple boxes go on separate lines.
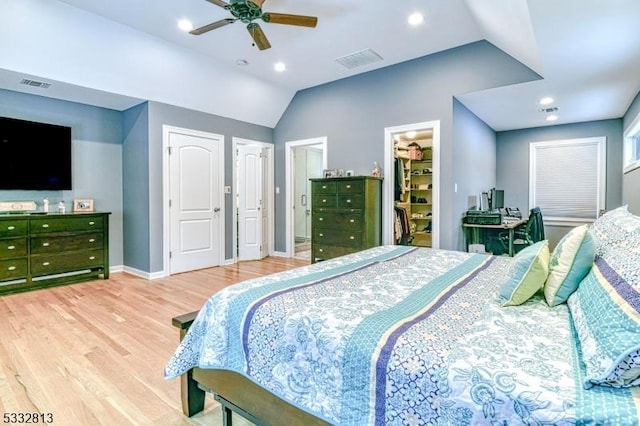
top-left (0, 256), bottom-right (308, 426)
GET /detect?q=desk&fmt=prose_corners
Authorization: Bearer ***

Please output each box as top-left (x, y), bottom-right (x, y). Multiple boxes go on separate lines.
top-left (462, 218), bottom-right (527, 257)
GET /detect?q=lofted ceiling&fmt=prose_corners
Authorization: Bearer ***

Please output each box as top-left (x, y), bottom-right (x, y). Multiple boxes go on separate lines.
top-left (1, 0), bottom-right (639, 131)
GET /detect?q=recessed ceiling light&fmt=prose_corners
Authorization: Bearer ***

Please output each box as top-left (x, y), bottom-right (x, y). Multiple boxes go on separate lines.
top-left (236, 59), bottom-right (249, 66)
top-left (546, 114), bottom-right (558, 122)
top-left (408, 12), bottom-right (424, 26)
top-left (539, 97), bottom-right (554, 105)
top-left (274, 62), bottom-right (287, 72)
top-left (178, 19), bottom-right (194, 32)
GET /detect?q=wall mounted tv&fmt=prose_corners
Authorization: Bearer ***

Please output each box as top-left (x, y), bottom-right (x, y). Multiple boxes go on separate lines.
top-left (0, 116), bottom-right (72, 190)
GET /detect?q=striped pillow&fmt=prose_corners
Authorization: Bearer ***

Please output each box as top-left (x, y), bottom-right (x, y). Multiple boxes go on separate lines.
top-left (567, 257), bottom-right (640, 388)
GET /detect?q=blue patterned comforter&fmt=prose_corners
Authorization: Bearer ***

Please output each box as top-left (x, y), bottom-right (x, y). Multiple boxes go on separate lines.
top-left (164, 246), bottom-right (640, 425)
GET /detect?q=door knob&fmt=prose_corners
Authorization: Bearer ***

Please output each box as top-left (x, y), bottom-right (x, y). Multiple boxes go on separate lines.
top-left (214, 207), bottom-right (221, 212)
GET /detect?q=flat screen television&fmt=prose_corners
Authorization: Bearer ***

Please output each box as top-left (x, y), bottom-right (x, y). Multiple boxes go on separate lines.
top-left (0, 116), bottom-right (72, 190)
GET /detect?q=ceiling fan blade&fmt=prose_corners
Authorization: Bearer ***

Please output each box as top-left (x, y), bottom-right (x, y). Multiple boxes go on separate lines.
top-left (190, 18), bottom-right (236, 35)
top-left (247, 23), bottom-right (271, 50)
top-left (205, 0), bottom-right (230, 8)
top-left (262, 12), bottom-right (318, 28)
top-left (248, 0), bottom-right (265, 7)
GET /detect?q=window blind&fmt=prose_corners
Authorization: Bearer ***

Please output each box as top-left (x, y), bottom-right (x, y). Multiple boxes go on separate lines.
top-left (530, 137), bottom-right (606, 221)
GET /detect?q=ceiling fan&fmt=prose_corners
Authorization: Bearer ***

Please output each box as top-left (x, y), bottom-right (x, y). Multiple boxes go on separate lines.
top-left (191, 0), bottom-right (318, 50)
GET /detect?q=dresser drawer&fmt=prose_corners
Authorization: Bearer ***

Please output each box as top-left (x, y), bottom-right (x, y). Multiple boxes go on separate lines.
top-left (0, 258), bottom-right (28, 281)
top-left (313, 211), bottom-right (362, 229)
top-left (31, 250), bottom-right (105, 277)
top-left (337, 194), bottom-right (363, 208)
top-left (337, 180), bottom-right (364, 194)
top-left (312, 245), bottom-right (357, 262)
top-left (31, 233), bottom-right (104, 255)
top-left (0, 238), bottom-right (28, 258)
top-left (313, 195), bottom-right (338, 208)
top-left (314, 228), bottom-right (362, 247)
top-left (312, 181), bottom-right (337, 194)
top-left (0, 220), bottom-right (28, 238)
top-left (30, 216), bottom-right (104, 234)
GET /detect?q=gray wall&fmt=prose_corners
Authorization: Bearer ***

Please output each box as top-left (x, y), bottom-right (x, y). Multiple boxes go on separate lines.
top-left (0, 89), bottom-right (125, 267)
top-left (145, 101), bottom-right (273, 272)
top-left (623, 91), bottom-right (640, 215)
top-left (274, 41), bottom-right (539, 251)
top-left (452, 98), bottom-right (497, 250)
top-left (496, 119), bottom-right (623, 248)
top-left (122, 103), bottom-right (150, 272)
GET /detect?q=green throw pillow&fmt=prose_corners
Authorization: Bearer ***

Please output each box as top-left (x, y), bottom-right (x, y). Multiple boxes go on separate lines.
top-left (544, 225), bottom-right (596, 307)
top-left (499, 240), bottom-right (550, 307)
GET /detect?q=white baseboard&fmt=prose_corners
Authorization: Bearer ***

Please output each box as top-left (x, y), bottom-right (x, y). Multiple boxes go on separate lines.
top-left (122, 265), bottom-right (166, 280)
top-left (272, 251), bottom-right (289, 258)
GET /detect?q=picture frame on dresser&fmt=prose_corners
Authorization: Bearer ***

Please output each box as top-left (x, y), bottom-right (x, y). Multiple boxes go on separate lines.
top-left (323, 169), bottom-right (337, 178)
top-left (73, 198), bottom-right (94, 212)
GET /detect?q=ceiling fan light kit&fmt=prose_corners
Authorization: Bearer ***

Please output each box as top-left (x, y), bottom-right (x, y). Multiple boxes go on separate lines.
top-left (192, 0), bottom-right (318, 50)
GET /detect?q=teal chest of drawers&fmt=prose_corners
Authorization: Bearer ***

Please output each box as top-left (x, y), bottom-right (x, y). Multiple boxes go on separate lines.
top-left (0, 212), bottom-right (110, 295)
top-left (310, 176), bottom-right (382, 263)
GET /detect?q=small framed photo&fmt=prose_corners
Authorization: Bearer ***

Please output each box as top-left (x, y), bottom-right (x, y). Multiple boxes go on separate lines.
top-left (323, 169), bottom-right (337, 178)
top-left (73, 199), bottom-right (94, 212)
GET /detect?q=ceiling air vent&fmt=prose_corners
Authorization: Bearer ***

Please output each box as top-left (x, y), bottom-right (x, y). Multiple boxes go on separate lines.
top-left (335, 48), bottom-right (383, 69)
top-left (20, 79), bottom-right (51, 89)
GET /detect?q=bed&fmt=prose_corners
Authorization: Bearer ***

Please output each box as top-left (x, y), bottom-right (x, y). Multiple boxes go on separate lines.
top-left (164, 206), bottom-right (640, 425)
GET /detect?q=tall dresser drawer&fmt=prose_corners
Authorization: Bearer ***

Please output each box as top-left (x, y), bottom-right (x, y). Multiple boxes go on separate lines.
top-left (31, 233), bottom-right (104, 254)
top-left (313, 212), bottom-right (362, 229)
top-left (0, 220), bottom-right (28, 238)
top-left (337, 180), bottom-right (363, 194)
top-left (0, 238), bottom-right (28, 258)
top-left (312, 181), bottom-right (337, 194)
top-left (337, 194), bottom-right (363, 208)
top-left (0, 258), bottom-right (28, 281)
top-left (314, 228), bottom-right (362, 247)
top-left (313, 195), bottom-right (338, 208)
top-left (313, 245), bottom-right (357, 262)
top-left (30, 216), bottom-right (104, 234)
top-left (31, 250), bottom-right (105, 276)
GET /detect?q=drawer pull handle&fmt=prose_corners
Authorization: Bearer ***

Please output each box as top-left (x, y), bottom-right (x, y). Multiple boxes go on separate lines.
top-left (350, 219), bottom-right (355, 223)
top-left (8, 266), bottom-right (16, 271)
top-left (42, 224), bottom-right (49, 228)
top-left (346, 185), bottom-right (351, 188)
top-left (42, 262), bottom-right (50, 266)
top-left (346, 199), bottom-right (351, 203)
top-left (89, 221), bottom-right (95, 226)
top-left (319, 233), bottom-right (324, 237)
top-left (319, 218), bottom-right (324, 221)
top-left (7, 226), bottom-right (15, 231)
top-left (322, 199), bottom-right (327, 203)
top-left (89, 238), bottom-right (96, 242)
top-left (322, 185), bottom-right (327, 189)
top-left (319, 248), bottom-right (324, 252)
top-left (350, 236), bottom-right (355, 240)
top-left (7, 245), bottom-right (15, 250)
top-left (42, 243), bottom-right (50, 247)
top-left (89, 256), bottom-right (96, 260)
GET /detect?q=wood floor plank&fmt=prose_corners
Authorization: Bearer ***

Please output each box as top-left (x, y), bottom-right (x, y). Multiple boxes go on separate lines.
top-left (0, 256), bottom-right (307, 425)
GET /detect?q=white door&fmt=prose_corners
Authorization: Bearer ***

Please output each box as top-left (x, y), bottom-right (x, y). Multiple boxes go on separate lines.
top-left (238, 145), bottom-right (265, 260)
top-left (169, 130), bottom-right (223, 274)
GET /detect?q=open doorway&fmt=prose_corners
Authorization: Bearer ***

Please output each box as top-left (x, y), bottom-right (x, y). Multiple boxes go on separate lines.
top-left (384, 121), bottom-right (440, 248)
top-left (232, 137), bottom-right (274, 262)
top-left (285, 137), bottom-right (328, 259)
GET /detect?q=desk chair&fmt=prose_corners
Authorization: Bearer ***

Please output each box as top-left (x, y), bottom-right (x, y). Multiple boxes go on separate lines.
top-left (498, 207), bottom-right (545, 254)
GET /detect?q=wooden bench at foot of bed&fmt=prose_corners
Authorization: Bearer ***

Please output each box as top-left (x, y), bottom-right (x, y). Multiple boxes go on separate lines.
top-left (172, 312), bottom-right (331, 426)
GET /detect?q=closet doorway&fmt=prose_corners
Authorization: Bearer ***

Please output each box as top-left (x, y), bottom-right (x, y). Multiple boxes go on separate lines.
top-left (285, 137), bottom-right (327, 259)
top-left (384, 121), bottom-right (440, 248)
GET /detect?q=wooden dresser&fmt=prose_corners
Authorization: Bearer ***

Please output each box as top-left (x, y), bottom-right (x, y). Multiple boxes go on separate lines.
top-left (0, 212), bottom-right (110, 295)
top-left (310, 176), bottom-right (382, 263)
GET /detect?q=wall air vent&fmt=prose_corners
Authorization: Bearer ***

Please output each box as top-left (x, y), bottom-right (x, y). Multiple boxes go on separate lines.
top-left (335, 48), bottom-right (383, 69)
top-left (539, 107), bottom-right (558, 113)
top-left (20, 79), bottom-right (51, 89)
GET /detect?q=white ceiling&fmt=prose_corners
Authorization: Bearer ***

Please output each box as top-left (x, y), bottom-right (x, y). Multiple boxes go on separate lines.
top-left (1, 0), bottom-right (639, 131)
